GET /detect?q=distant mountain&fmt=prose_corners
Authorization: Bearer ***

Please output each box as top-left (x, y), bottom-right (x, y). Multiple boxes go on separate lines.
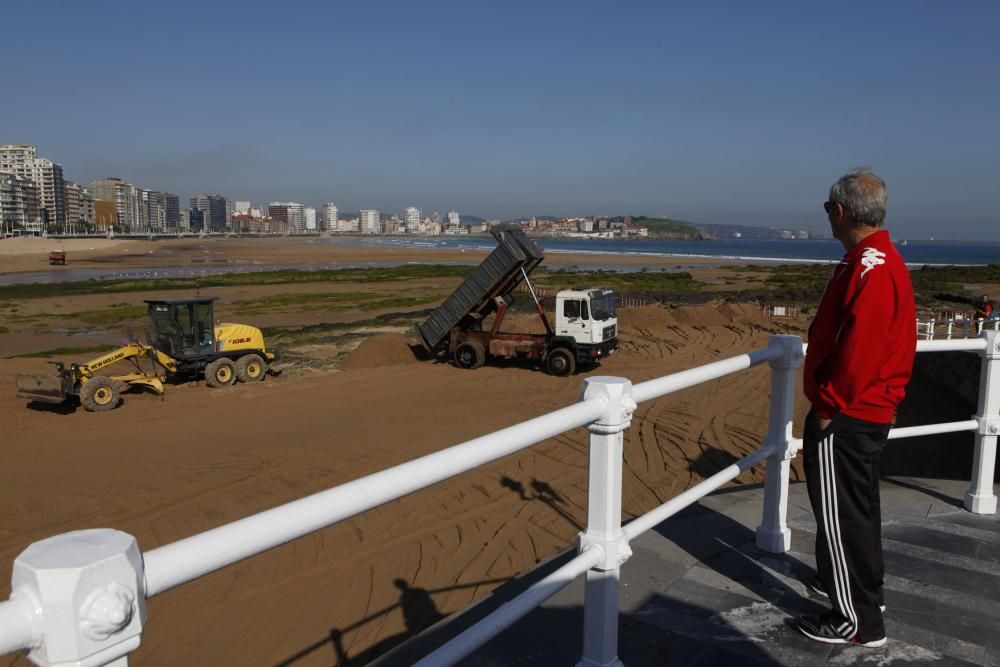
top-left (627, 216), bottom-right (704, 239)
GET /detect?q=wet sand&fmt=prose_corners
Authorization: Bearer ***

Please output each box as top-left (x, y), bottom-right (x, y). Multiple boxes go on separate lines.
top-left (0, 235), bottom-right (754, 277)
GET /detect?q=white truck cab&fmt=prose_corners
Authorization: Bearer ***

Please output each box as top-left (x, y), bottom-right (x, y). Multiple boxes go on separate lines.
top-left (555, 288), bottom-right (618, 346)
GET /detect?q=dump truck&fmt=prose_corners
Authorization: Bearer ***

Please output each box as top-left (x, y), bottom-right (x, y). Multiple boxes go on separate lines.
top-left (417, 225), bottom-right (618, 376)
top-left (16, 297), bottom-right (280, 411)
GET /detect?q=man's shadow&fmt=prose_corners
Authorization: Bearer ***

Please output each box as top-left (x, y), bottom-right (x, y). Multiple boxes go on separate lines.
top-left (274, 577), bottom-right (507, 667)
top-left (328, 579), bottom-right (444, 667)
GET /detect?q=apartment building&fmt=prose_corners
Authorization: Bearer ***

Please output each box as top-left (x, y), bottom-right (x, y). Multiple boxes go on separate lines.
top-left (0, 144), bottom-right (65, 228)
top-left (190, 194), bottom-right (230, 232)
top-left (360, 209), bottom-right (380, 234)
top-left (90, 177), bottom-right (141, 231)
top-left (63, 181), bottom-right (94, 231)
top-left (0, 172), bottom-right (42, 231)
top-left (323, 203), bottom-right (338, 231)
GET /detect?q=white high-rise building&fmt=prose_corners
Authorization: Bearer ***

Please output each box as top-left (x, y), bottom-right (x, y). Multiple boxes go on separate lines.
top-left (0, 144), bottom-right (66, 229)
top-left (323, 203), bottom-right (338, 231)
top-left (233, 201), bottom-right (251, 214)
top-left (287, 203), bottom-right (305, 232)
top-left (0, 172), bottom-right (41, 231)
top-left (304, 207), bottom-right (317, 231)
top-left (404, 207), bottom-right (420, 234)
top-left (448, 210), bottom-right (460, 228)
top-left (360, 209), bottom-right (380, 234)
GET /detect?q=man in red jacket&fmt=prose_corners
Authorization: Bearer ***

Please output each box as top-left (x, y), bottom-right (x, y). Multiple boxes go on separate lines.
top-left (795, 170), bottom-right (916, 648)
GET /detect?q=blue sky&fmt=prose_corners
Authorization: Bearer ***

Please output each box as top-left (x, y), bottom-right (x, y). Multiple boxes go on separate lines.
top-left (2, 1), bottom-right (998, 239)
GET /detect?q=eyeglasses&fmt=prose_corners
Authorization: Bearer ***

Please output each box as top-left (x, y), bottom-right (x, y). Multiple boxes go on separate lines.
top-left (823, 201), bottom-right (837, 214)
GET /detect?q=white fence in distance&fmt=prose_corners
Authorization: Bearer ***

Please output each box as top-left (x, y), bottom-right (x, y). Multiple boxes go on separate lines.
top-left (762, 304), bottom-right (801, 318)
top-left (917, 317), bottom-right (1000, 340)
top-left (1, 332), bottom-right (997, 667)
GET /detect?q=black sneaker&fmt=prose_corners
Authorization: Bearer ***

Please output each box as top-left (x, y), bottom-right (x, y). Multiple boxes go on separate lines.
top-left (803, 576), bottom-right (886, 613)
top-left (795, 614), bottom-right (887, 648)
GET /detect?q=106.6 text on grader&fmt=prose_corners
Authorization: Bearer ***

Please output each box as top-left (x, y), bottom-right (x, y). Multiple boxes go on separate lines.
top-left (15, 297), bottom-right (280, 412)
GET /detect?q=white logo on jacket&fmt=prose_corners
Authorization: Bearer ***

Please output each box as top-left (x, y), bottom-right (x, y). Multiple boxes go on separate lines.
top-left (859, 247), bottom-right (886, 278)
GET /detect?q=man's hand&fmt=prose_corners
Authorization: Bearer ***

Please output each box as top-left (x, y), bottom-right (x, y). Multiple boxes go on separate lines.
top-left (819, 417), bottom-right (832, 431)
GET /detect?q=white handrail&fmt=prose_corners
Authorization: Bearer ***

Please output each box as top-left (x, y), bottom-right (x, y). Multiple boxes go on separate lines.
top-left (0, 597), bottom-right (38, 656)
top-left (144, 397), bottom-right (607, 596)
top-left (888, 420), bottom-right (978, 440)
top-left (633, 346), bottom-right (779, 403)
top-left (917, 338), bottom-right (987, 353)
top-left (625, 445), bottom-right (774, 540)
top-left (413, 548), bottom-right (602, 666)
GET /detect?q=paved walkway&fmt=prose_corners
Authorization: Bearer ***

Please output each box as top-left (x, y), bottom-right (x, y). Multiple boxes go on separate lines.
top-left (379, 477), bottom-right (1000, 666)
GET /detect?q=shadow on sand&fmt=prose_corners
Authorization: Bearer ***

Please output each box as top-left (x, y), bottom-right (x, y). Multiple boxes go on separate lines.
top-left (300, 502), bottom-right (836, 666)
top-left (272, 577), bottom-right (508, 667)
top-left (499, 475), bottom-right (585, 532)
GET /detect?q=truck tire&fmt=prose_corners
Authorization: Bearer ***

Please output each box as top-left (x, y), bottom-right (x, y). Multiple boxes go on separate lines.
top-left (454, 340), bottom-right (485, 369)
top-left (206, 357), bottom-right (236, 387)
top-left (236, 354), bottom-right (267, 382)
top-left (546, 348), bottom-right (576, 377)
top-left (80, 376), bottom-right (121, 412)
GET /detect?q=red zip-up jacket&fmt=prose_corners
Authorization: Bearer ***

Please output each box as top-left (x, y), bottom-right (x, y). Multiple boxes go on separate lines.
top-left (804, 230), bottom-right (916, 423)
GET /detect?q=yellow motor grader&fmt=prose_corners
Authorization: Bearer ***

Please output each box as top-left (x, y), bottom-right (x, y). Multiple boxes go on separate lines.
top-left (15, 297), bottom-right (280, 412)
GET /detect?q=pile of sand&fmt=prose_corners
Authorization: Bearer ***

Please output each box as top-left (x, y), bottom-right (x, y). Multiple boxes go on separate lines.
top-left (339, 333), bottom-right (422, 370)
top-left (621, 302), bottom-right (775, 329)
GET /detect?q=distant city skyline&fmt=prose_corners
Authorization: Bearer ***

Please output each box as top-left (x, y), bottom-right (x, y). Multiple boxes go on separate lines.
top-left (3, 2), bottom-right (998, 240)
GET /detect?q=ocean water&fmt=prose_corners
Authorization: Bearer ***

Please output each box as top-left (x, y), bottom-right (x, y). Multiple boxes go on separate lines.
top-left (327, 236), bottom-right (999, 267)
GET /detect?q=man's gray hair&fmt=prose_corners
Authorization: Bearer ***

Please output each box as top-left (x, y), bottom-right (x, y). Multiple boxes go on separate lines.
top-left (829, 169), bottom-right (887, 228)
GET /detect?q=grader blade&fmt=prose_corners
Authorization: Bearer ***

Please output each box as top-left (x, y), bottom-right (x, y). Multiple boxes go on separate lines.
top-left (15, 373), bottom-right (68, 404)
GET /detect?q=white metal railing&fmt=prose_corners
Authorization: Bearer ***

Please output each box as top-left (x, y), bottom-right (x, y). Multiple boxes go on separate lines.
top-left (917, 316), bottom-right (999, 340)
top-left (1, 332), bottom-right (997, 667)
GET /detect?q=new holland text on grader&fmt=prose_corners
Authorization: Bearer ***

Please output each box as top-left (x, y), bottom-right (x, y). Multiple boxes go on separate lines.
top-left (15, 297), bottom-right (280, 411)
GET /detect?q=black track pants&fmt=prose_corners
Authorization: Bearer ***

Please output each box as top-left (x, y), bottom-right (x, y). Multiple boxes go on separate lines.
top-left (803, 409), bottom-right (891, 642)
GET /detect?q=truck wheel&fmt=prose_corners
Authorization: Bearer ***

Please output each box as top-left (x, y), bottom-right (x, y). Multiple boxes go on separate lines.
top-left (546, 348), bottom-right (576, 377)
top-left (236, 354), bottom-right (266, 382)
top-left (454, 341), bottom-right (485, 369)
top-left (80, 376), bottom-right (121, 412)
top-left (206, 358), bottom-right (236, 387)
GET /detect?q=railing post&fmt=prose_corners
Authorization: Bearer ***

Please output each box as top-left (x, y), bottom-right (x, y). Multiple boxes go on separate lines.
top-left (3, 529), bottom-right (145, 667)
top-left (965, 331), bottom-right (999, 514)
top-left (756, 335), bottom-right (805, 553)
top-left (576, 377), bottom-right (636, 667)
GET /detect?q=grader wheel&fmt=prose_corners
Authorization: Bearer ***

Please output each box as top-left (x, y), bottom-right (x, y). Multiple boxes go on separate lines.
top-left (205, 357), bottom-right (236, 387)
top-left (236, 354), bottom-right (266, 382)
top-left (80, 376), bottom-right (121, 412)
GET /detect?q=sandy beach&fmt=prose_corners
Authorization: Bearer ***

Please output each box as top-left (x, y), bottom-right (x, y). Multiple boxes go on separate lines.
top-left (0, 302), bottom-right (813, 667)
top-left (0, 235), bottom-right (756, 277)
top-left (0, 237), bottom-right (968, 666)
